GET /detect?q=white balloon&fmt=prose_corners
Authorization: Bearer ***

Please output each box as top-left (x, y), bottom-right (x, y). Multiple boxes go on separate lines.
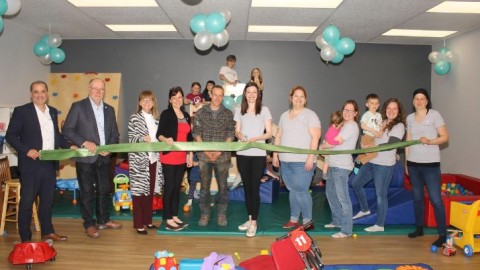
top-left (39, 54), bottom-right (52, 65)
top-left (428, 51), bottom-right (441, 64)
top-left (320, 45), bottom-right (336, 62)
top-left (444, 51), bottom-right (454, 62)
top-left (219, 9), bottom-right (231, 24)
top-left (4, 0), bottom-right (21, 16)
top-left (315, 36), bottom-right (329, 49)
top-left (194, 31), bottom-right (213, 51)
top-left (48, 34), bottom-right (62, 48)
top-left (213, 30), bottom-right (229, 47)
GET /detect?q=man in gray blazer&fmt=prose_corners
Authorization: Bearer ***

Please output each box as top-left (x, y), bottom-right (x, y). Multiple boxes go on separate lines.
top-left (62, 78), bottom-right (121, 238)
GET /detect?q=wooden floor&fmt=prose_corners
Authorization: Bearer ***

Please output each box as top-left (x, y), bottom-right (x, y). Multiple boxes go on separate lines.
top-left (0, 218), bottom-right (478, 269)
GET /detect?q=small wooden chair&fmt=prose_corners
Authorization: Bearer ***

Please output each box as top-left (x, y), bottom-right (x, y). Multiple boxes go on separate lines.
top-left (0, 157), bottom-right (40, 235)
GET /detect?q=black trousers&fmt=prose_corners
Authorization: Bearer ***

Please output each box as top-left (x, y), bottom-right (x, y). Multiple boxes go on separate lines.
top-left (18, 162), bottom-right (56, 242)
top-left (76, 157), bottom-right (111, 229)
top-left (161, 163), bottom-right (186, 220)
top-left (236, 155), bottom-right (266, 220)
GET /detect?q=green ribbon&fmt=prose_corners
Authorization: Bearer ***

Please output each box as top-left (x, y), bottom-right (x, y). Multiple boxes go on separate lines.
top-left (39, 140), bottom-right (419, 161)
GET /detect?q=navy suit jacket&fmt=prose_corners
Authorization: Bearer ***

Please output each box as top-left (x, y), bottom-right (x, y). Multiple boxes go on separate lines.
top-left (5, 103), bottom-right (71, 175)
top-left (62, 97), bottom-right (119, 163)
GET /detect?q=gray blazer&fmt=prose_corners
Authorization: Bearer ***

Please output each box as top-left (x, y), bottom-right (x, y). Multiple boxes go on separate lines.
top-left (62, 97), bottom-right (119, 163)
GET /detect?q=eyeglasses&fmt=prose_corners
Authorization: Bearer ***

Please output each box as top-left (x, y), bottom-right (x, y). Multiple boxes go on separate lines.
top-left (343, 109), bottom-right (355, 113)
top-left (90, 87), bottom-right (105, 91)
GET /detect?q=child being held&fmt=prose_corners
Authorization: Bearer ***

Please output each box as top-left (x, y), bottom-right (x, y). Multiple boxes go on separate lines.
top-left (260, 152), bottom-right (280, 182)
top-left (322, 111), bottom-right (343, 180)
top-left (354, 93), bottom-right (382, 174)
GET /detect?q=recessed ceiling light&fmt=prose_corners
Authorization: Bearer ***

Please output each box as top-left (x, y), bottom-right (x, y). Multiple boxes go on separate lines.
top-left (251, 0), bottom-right (343, 8)
top-left (248, 25), bottom-right (318, 33)
top-left (106, 25), bottom-right (177, 32)
top-left (382, 29), bottom-right (457, 38)
top-left (68, 0), bottom-right (158, 7)
top-left (427, 1), bottom-right (480, 14)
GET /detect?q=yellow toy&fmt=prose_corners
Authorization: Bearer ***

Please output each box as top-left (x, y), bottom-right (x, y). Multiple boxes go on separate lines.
top-left (449, 200), bottom-right (480, 256)
top-left (112, 174), bottom-right (133, 211)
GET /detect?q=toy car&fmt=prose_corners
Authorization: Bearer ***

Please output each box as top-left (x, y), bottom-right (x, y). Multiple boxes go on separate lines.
top-left (112, 174), bottom-right (133, 211)
top-left (442, 243), bottom-right (457, 256)
top-left (8, 240), bottom-right (56, 269)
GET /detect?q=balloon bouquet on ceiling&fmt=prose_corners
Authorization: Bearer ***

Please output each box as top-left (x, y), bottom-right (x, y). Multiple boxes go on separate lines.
top-left (190, 9), bottom-right (231, 51)
top-left (315, 25), bottom-right (356, 64)
top-left (0, 0), bottom-right (22, 33)
top-left (33, 34), bottom-right (66, 65)
top-left (428, 47), bottom-right (453, 76)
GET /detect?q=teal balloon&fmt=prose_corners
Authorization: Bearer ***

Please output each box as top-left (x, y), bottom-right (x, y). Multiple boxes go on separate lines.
top-left (235, 95), bottom-right (243, 104)
top-left (205, 12), bottom-right (226, 34)
top-left (335, 37), bottom-right (355, 55)
top-left (438, 47), bottom-right (449, 55)
top-left (434, 61), bottom-right (451, 75)
top-left (50, 47), bottom-right (66, 64)
top-left (41, 34), bottom-right (50, 44)
top-left (0, 18), bottom-right (3, 33)
top-left (331, 51), bottom-right (344, 64)
top-left (190, 13), bottom-right (207, 34)
top-left (0, 0), bottom-right (8, 16)
top-left (323, 25), bottom-right (340, 45)
top-left (222, 96), bottom-right (235, 110)
top-left (33, 41), bottom-right (50, 56)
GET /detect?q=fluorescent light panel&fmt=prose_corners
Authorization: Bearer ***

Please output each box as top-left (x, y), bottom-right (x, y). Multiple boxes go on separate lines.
top-left (248, 25), bottom-right (317, 33)
top-left (251, 0), bottom-right (343, 8)
top-left (382, 29), bottom-right (456, 38)
top-left (68, 0), bottom-right (158, 7)
top-left (427, 1), bottom-right (480, 14)
top-left (106, 25), bottom-right (176, 32)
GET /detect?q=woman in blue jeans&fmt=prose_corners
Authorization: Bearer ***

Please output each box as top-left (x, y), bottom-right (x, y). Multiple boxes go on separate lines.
top-left (351, 98), bottom-right (406, 232)
top-left (272, 86), bottom-right (321, 228)
top-left (406, 88), bottom-right (449, 247)
top-left (322, 100), bottom-right (359, 238)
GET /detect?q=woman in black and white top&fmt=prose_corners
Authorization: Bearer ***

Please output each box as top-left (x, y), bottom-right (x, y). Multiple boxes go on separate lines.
top-left (128, 90), bottom-right (164, 235)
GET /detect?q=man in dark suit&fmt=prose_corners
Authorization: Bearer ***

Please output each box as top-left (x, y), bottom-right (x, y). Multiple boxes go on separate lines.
top-left (6, 80), bottom-right (72, 242)
top-left (62, 78), bottom-right (121, 238)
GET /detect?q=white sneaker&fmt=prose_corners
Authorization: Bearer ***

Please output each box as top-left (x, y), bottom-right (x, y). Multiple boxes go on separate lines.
top-left (364, 225), bottom-right (384, 232)
top-left (246, 225), bottom-right (257, 237)
top-left (352, 210), bottom-right (371, 220)
top-left (331, 232), bottom-right (351, 238)
top-left (324, 223), bottom-right (340, 228)
top-left (238, 220), bottom-right (251, 231)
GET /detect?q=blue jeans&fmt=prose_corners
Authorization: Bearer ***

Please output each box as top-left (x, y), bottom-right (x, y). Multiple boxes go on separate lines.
top-left (351, 163), bottom-right (394, 227)
top-left (408, 165), bottom-right (447, 236)
top-left (280, 162), bottom-right (315, 223)
top-left (199, 159), bottom-right (230, 217)
top-left (326, 167), bottom-right (353, 235)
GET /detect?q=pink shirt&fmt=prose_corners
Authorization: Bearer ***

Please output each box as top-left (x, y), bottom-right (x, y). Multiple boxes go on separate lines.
top-left (325, 125), bottom-right (341, 145)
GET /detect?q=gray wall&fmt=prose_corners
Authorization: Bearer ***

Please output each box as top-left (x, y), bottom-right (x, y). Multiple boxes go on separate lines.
top-left (51, 40), bottom-right (431, 142)
top-left (432, 29), bottom-right (480, 177)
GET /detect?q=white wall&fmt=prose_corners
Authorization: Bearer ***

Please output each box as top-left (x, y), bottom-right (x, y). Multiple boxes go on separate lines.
top-left (0, 20), bottom-right (49, 107)
top-left (432, 29), bottom-right (480, 178)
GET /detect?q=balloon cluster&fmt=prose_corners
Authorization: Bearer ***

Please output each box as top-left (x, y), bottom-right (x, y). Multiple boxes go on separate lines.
top-left (0, 0), bottom-right (22, 32)
top-left (33, 34), bottom-right (65, 65)
top-left (222, 94), bottom-right (242, 111)
top-left (315, 25), bottom-right (356, 64)
top-left (428, 47), bottom-right (453, 76)
top-left (190, 9), bottom-right (231, 51)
